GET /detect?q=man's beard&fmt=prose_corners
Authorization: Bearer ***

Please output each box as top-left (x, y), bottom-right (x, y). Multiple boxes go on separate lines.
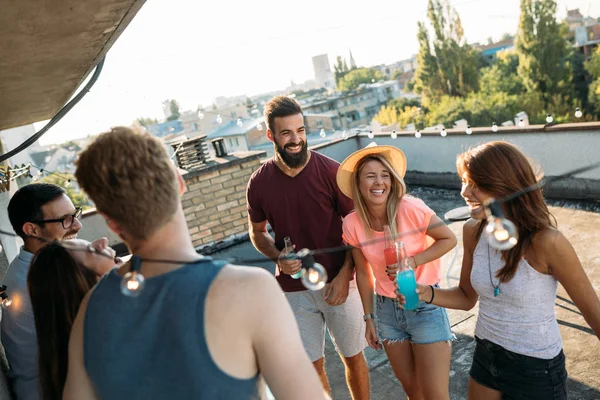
top-left (274, 140), bottom-right (308, 169)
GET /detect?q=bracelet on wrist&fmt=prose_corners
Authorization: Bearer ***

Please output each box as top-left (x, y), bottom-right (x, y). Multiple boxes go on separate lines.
top-left (426, 285), bottom-right (435, 304)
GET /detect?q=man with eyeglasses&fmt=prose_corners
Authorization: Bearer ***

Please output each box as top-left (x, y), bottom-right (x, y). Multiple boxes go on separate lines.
top-left (1, 183), bottom-right (87, 400)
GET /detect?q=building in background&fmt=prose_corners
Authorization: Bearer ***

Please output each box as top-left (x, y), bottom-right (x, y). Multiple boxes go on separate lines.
top-left (312, 54), bottom-right (336, 91)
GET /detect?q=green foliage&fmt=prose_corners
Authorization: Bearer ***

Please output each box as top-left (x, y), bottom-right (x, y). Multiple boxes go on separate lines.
top-left (412, 0), bottom-right (481, 105)
top-left (334, 56), bottom-right (351, 85)
top-left (37, 173), bottom-right (92, 211)
top-left (337, 68), bottom-right (384, 92)
top-left (424, 92), bottom-right (521, 128)
top-left (516, 0), bottom-right (574, 108)
top-left (479, 51), bottom-right (523, 96)
top-left (586, 46), bottom-right (600, 114)
top-left (136, 117), bottom-right (159, 128)
top-left (168, 99), bottom-right (181, 120)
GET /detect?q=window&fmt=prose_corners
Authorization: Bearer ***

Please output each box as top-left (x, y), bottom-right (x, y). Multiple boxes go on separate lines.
top-left (234, 137), bottom-right (239, 146)
top-left (316, 119), bottom-right (323, 128)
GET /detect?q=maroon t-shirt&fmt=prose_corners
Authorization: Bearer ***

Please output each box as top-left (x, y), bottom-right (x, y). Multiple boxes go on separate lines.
top-left (246, 151), bottom-right (354, 292)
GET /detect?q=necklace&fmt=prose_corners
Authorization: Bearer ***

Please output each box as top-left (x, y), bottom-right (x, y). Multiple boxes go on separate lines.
top-left (487, 242), bottom-right (500, 297)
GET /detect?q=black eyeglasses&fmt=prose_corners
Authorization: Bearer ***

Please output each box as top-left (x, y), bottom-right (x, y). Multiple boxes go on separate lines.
top-left (31, 207), bottom-right (83, 229)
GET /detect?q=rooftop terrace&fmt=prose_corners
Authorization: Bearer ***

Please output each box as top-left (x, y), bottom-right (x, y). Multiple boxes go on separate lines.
top-left (207, 186), bottom-right (600, 399)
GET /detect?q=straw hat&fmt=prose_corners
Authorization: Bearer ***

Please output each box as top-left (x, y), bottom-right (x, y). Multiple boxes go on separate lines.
top-left (336, 142), bottom-right (407, 199)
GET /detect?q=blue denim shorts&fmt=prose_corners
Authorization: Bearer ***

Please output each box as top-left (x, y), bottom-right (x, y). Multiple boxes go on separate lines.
top-left (375, 293), bottom-right (455, 344)
top-left (470, 337), bottom-right (567, 400)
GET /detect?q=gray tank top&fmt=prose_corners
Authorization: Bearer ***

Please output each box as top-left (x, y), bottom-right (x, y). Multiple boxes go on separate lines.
top-left (471, 234), bottom-right (563, 359)
top-left (84, 257), bottom-right (261, 399)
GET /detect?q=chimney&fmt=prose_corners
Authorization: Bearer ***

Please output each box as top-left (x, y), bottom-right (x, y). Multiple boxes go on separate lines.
top-left (211, 138), bottom-right (227, 158)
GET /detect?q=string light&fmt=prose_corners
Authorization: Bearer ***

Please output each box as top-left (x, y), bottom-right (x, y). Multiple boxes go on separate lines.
top-left (466, 125), bottom-right (472, 135)
top-left (216, 115), bottom-right (223, 124)
top-left (390, 130), bottom-right (397, 139)
top-left (415, 130), bottom-right (422, 138)
top-left (197, 111), bottom-right (205, 120)
top-left (546, 113), bottom-right (553, 124)
top-left (120, 271), bottom-right (145, 297)
top-left (575, 108), bottom-right (583, 119)
top-left (320, 128), bottom-right (326, 138)
top-left (0, 285), bottom-right (12, 308)
top-left (256, 122), bottom-right (263, 131)
top-left (484, 200), bottom-right (518, 250)
top-left (367, 130), bottom-right (374, 139)
top-left (237, 118), bottom-right (243, 127)
top-left (492, 122), bottom-right (498, 132)
top-left (440, 128), bottom-right (447, 137)
top-left (297, 249), bottom-right (327, 291)
top-left (0, 159), bottom-right (594, 300)
top-left (64, 179), bottom-right (72, 188)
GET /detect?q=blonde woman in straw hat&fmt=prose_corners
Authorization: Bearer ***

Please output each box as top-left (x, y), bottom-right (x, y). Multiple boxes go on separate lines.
top-left (337, 142), bottom-right (457, 400)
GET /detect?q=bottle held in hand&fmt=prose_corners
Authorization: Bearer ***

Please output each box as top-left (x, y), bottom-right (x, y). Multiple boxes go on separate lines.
top-left (383, 225), bottom-right (397, 281)
top-left (284, 236), bottom-right (302, 279)
top-left (396, 242), bottom-right (419, 311)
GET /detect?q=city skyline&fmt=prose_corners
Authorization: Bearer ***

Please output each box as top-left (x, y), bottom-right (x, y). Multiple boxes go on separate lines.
top-left (33, 0), bottom-right (600, 145)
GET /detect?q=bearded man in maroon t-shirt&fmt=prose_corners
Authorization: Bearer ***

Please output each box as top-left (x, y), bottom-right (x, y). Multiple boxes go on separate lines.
top-left (247, 96), bottom-right (369, 398)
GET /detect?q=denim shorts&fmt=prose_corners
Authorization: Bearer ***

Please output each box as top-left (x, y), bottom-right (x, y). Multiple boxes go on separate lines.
top-left (375, 293), bottom-right (455, 344)
top-left (470, 336), bottom-right (568, 400)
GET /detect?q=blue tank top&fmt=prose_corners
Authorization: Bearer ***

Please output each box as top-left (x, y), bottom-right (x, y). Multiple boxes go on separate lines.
top-left (84, 257), bottom-right (260, 399)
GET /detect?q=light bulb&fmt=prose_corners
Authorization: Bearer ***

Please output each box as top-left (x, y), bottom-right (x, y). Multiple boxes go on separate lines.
top-left (546, 113), bottom-right (553, 124)
top-left (320, 128), bottom-right (326, 138)
top-left (120, 271), bottom-right (145, 297)
top-left (575, 107), bottom-right (582, 118)
top-left (64, 179), bottom-right (71, 188)
top-left (341, 130), bottom-right (348, 140)
top-left (216, 115), bottom-right (223, 124)
top-left (415, 130), bottom-right (422, 138)
top-left (237, 118), bottom-right (243, 127)
top-left (518, 118), bottom-right (525, 127)
top-left (1, 297), bottom-right (12, 308)
top-left (30, 174), bottom-right (38, 182)
top-left (391, 130), bottom-right (397, 139)
top-left (197, 111), bottom-right (204, 120)
top-left (36, 170), bottom-right (43, 177)
top-left (485, 217), bottom-right (518, 250)
top-left (301, 263), bottom-right (328, 291)
top-left (492, 122), bottom-right (498, 132)
top-left (367, 131), bottom-right (374, 139)
top-left (466, 125), bottom-right (472, 135)
top-left (256, 123), bottom-right (263, 131)
top-left (440, 128), bottom-right (447, 137)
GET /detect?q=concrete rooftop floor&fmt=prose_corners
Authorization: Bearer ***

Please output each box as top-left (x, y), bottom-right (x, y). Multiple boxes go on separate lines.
top-left (210, 186), bottom-right (600, 400)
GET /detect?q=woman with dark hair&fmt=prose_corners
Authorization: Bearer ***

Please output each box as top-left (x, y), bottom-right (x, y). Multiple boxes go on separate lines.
top-left (398, 141), bottom-right (600, 399)
top-left (27, 239), bottom-right (117, 400)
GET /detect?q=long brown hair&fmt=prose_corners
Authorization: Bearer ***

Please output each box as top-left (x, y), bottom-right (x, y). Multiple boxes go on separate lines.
top-left (456, 141), bottom-right (556, 283)
top-left (351, 154), bottom-right (407, 238)
top-left (27, 243), bottom-right (97, 400)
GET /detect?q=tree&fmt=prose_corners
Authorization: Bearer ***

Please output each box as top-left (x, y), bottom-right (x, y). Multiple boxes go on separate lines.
top-left (167, 99), bottom-right (181, 121)
top-left (337, 68), bottom-right (385, 92)
top-left (585, 46), bottom-right (600, 115)
top-left (516, 0), bottom-right (574, 109)
top-left (334, 56), bottom-right (351, 85)
top-left (136, 117), bottom-right (159, 127)
top-left (37, 173), bottom-right (92, 210)
top-left (479, 51), bottom-right (523, 96)
top-left (412, 0), bottom-right (481, 105)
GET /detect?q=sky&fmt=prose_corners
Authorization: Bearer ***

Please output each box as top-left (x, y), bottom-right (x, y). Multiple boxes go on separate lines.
top-left (35, 0), bottom-right (600, 145)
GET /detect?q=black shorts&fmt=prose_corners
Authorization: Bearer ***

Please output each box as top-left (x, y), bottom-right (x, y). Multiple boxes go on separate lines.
top-left (469, 336), bottom-right (568, 400)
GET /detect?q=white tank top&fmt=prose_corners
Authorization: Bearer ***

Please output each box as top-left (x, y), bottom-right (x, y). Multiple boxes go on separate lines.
top-left (471, 233), bottom-right (562, 359)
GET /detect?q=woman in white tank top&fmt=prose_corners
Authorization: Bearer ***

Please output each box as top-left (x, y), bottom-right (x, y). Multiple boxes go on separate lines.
top-left (397, 141), bottom-right (600, 400)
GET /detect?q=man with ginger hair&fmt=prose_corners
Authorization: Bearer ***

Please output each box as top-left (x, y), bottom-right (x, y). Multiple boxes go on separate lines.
top-left (63, 126), bottom-right (327, 400)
